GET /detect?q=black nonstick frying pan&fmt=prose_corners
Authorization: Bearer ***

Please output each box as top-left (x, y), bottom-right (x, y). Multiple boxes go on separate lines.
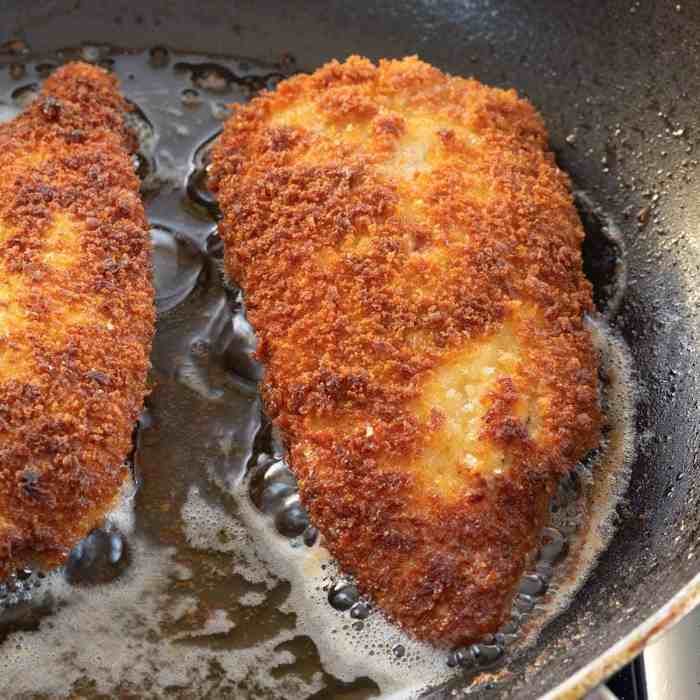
top-left (1, 1), bottom-right (699, 699)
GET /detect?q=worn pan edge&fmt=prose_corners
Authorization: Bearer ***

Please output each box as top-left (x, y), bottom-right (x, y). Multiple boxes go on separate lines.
top-left (541, 573), bottom-right (700, 699)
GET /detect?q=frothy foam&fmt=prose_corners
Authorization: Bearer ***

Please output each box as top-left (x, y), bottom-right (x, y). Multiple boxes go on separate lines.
top-left (515, 315), bottom-right (637, 651)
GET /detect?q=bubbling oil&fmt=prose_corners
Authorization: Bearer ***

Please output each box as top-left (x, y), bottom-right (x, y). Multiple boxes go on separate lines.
top-left (0, 47), bottom-right (636, 699)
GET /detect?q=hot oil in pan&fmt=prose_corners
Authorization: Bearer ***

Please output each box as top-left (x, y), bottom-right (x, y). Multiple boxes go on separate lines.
top-left (0, 47), bottom-right (636, 699)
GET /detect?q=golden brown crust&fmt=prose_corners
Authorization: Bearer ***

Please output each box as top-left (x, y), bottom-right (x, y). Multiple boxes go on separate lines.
top-left (0, 63), bottom-right (154, 576)
top-left (210, 56), bottom-right (600, 645)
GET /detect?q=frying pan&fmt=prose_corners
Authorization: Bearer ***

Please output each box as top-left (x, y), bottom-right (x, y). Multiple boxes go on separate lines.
top-left (1, 1), bottom-right (699, 698)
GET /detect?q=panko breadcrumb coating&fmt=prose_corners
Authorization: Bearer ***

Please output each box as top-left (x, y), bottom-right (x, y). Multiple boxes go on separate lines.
top-left (0, 63), bottom-right (154, 577)
top-left (210, 56), bottom-right (601, 645)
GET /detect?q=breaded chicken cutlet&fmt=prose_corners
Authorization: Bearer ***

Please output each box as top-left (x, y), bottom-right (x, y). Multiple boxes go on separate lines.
top-left (210, 56), bottom-right (601, 645)
top-left (0, 63), bottom-right (154, 577)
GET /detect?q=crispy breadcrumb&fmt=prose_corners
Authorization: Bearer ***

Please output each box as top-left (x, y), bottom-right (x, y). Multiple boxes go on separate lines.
top-left (210, 56), bottom-right (600, 645)
top-left (0, 63), bottom-right (154, 576)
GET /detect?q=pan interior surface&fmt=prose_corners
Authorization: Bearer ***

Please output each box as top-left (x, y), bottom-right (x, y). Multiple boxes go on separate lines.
top-left (0, 1), bottom-right (699, 699)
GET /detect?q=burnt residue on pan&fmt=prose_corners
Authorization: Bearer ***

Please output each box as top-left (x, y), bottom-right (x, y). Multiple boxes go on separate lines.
top-left (0, 44), bottom-right (647, 700)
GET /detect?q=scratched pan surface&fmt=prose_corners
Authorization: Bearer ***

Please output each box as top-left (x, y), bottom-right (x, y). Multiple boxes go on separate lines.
top-left (1, 1), bottom-right (700, 699)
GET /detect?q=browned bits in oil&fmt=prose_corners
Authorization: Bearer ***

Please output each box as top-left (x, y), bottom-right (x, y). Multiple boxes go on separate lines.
top-left (8, 63), bottom-right (25, 81)
top-left (1, 39), bottom-right (29, 56)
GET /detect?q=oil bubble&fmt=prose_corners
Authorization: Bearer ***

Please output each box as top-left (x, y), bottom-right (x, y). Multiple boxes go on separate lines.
top-left (446, 649), bottom-right (463, 668)
top-left (350, 601), bottom-right (371, 620)
top-left (303, 527), bottom-right (319, 547)
top-left (540, 527), bottom-right (567, 562)
top-left (274, 498), bottom-right (310, 538)
top-left (181, 88), bottom-right (202, 107)
top-left (472, 643), bottom-right (503, 668)
top-left (513, 593), bottom-right (536, 614)
top-left (518, 573), bottom-right (547, 597)
top-left (65, 529), bottom-right (129, 586)
top-left (258, 481), bottom-right (296, 513)
top-left (328, 582), bottom-right (360, 612)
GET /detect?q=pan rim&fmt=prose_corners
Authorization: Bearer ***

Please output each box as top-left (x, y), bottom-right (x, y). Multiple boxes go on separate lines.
top-left (540, 572), bottom-right (700, 699)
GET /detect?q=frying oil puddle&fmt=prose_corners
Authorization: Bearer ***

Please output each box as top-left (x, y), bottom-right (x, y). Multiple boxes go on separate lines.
top-left (0, 48), bottom-right (636, 699)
